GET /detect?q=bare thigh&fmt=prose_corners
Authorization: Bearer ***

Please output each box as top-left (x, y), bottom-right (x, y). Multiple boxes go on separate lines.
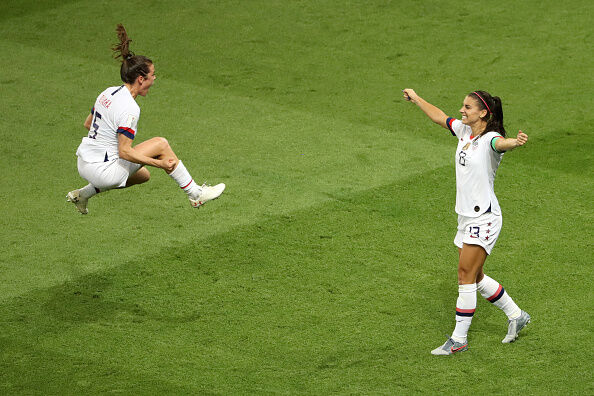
top-left (126, 167), bottom-right (151, 187)
top-left (458, 244), bottom-right (487, 284)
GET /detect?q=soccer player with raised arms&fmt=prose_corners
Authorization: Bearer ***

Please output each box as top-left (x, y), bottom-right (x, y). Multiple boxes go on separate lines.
top-left (402, 88), bottom-right (530, 355)
top-left (67, 24), bottom-right (225, 214)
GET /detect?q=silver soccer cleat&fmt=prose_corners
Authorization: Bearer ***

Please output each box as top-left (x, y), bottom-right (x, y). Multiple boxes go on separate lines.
top-left (502, 310), bottom-right (531, 343)
top-left (66, 189), bottom-right (89, 215)
top-left (189, 183), bottom-right (225, 208)
top-left (431, 336), bottom-right (469, 356)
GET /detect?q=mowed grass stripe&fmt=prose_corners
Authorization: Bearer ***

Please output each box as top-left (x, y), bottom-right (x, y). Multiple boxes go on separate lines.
top-left (3, 0), bottom-right (592, 139)
top-left (1, 165), bottom-right (591, 394)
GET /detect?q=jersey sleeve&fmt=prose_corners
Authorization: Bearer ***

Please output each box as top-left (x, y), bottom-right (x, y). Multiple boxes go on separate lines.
top-left (446, 117), bottom-right (466, 138)
top-left (116, 109), bottom-right (139, 140)
top-left (485, 131), bottom-right (505, 153)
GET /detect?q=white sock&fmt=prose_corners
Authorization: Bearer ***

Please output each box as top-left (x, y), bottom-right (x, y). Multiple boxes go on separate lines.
top-left (79, 184), bottom-right (99, 199)
top-left (452, 283), bottom-right (477, 343)
top-left (477, 274), bottom-right (521, 320)
top-left (168, 160), bottom-right (200, 197)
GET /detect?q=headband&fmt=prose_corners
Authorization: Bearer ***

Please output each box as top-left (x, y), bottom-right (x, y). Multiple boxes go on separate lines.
top-left (473, 91), bottom-right (492, 114)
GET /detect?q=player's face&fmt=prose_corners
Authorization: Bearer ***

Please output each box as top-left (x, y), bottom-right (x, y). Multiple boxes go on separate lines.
top-left (138, 64), bottom-right (156, 96)
top-left (459, 96), bottom-right (487, 125)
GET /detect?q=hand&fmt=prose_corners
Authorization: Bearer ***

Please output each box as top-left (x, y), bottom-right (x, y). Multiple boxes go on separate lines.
top-left (516, 130), bottom-right (528, 147)
top-left (402, 88), bottom-right (418, 103)
top-left (160, 158), bottom-right (177, 173)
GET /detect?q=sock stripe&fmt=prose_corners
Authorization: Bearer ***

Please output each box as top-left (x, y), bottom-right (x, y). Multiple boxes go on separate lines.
top-left (181, 179), bottom-right (193, 190)
top-left (487, 285), bottom-right (505, 303)
top-left (456, 308), bottom-right (476, 317)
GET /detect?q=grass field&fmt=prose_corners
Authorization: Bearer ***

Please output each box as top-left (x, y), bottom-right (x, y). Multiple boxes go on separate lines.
top-left (1, 0), bottom-right (593, 394)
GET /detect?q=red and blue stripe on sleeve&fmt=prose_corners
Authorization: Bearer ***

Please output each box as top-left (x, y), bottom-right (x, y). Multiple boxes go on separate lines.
top-left (117, 127), bottom-right (136, 140)
top-left (446, 117), bottom-right (456, 136)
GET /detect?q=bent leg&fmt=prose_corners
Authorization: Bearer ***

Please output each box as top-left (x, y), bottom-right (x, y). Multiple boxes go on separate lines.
top-left (126, 167), bottom-right (151, 187)
top-left (477, 274), bottom-right (522, 319)
top-left (133, 137), bottom-right (179, 173)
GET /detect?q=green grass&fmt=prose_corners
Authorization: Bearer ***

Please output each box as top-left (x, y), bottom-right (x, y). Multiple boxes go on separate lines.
top-left (1, 0), bottom-right (593, 394)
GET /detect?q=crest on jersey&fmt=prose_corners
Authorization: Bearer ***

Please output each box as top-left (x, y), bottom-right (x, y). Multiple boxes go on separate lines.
top-left (124, 114), bottom-right (137, 128)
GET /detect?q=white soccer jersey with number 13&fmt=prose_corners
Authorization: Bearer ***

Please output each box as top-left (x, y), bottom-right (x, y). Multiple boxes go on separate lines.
top-left (76, 85), bottom-right (140, 163)
top-left (446, 117), bottom-right (504, 217)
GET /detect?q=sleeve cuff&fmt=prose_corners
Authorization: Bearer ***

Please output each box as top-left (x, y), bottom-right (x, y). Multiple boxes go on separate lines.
top-left (446, 117), bottom-right (456, 136)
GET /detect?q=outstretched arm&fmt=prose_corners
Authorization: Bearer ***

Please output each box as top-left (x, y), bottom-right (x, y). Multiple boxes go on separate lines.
top-left (495, 130), bottom-right (528, 152)
top-left (402, 89), bottom-right (448, 129)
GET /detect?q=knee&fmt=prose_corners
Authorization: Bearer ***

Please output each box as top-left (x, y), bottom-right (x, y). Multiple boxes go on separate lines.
top-left (136, 167), bottom-right (151, 184)
top-left (155, 137), bottom-right (170, 150)
top-left (458, 267), bottom-right (473, 283)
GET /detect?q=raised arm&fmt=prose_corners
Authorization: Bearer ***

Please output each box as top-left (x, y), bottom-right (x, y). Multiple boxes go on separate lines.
top-left (402, 89), bottom-right (448, 129)
top-left (495, 130), bottom-right (528, 152)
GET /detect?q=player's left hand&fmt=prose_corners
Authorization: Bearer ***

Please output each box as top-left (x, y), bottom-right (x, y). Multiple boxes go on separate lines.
top-left (516, 130), bottom-right (528, 147)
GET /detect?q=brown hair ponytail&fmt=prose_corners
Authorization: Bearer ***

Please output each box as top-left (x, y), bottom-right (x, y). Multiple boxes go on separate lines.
top-left (470, 91), bottom-right (507, 137)
top-left (111, 24), bottom-right (152, 84)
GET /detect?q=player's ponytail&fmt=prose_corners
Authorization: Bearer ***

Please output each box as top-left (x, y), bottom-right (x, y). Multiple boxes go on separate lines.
top-left (111, 24), bottom-right (152, 84)
top-left (470, 91), bottom-right (507, 137)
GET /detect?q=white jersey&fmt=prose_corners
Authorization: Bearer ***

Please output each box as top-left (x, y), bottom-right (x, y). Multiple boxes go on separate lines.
top-left (76, 85), bottom-right (140, 163)
top-left (446, 117), bottom-right (504, 217)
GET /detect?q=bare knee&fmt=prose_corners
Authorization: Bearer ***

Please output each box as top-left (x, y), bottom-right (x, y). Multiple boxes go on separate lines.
top-left (141, 169), bottom-right (151, 183)
top-left (154, 137), bottom-right (178, 162)
top-left (155, 137), bottom-right (170, 150)
top-left (126, 168), bottom-right (151, 187)
top-left (458, 267), bottom-right (474, 284)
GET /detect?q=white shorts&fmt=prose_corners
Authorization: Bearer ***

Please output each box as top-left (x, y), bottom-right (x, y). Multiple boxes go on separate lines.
top-left (77, 156), bottom-right (142, 190)
top-left (454, 212), bottom-right (502, 255)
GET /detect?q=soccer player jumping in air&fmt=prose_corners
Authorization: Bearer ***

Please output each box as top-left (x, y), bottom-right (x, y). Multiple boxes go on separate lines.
top-left (403, 88), bottom-right (531, 355)
top-left (67, 24), bottom-right (225, 214)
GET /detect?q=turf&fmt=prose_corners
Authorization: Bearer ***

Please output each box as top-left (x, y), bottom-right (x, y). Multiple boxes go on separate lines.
top-left (0, 0), bottom-right (592, 394)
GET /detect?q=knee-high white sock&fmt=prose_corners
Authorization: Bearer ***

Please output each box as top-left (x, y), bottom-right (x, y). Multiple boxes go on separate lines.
top-left (452, 283), bottom-right (477, 343)
top-left (477, 274), bottom-right (521, 320)
top-left (168, 160), bottom-right (200, 197)
top-left (80, 184), bottom-right (99, 199)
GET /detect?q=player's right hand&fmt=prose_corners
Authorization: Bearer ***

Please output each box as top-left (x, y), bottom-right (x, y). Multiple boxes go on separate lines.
top-left (402, 88), bottom-right (417, 102)
top-left (161, 158), bottom-right (176, 173)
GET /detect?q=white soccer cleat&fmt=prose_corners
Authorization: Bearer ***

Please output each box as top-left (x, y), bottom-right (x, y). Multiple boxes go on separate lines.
top-left (66, 189), bottom-right (89, 215)
top-left (502, 310), bottom-right (531, 343)
top-left (431, 336), bottom-right (469, 356)
top-left (189, 183), bottom-right (225, 208)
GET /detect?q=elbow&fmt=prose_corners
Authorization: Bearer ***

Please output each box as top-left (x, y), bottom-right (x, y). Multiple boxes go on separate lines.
top-left (118, 148), bottom-right (132, 161)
